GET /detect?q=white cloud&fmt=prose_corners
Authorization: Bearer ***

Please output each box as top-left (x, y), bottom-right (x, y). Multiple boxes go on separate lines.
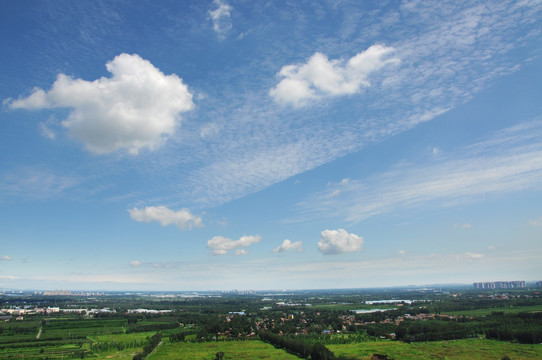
top-left (269, 45), bottom-right (399, 107)
top-left (454, 223), bottom-right (472, 229)
top-left (40, 122), bottom-right (56, 139)
top-left (465, 252), bottom-right (484, 259)
top-left (1, 255), bottom-right (12, 261)
top-left (296, 121), bottom-right (542, 224)
top-left (8, 53), bottom-right (194, 154)
top-left (318, 229), bottom-right (363, 255)
top-left (273, 239), bottom-right (303, 253)
top-left (529, 217), bottom-right (542, 227)
top-left (130, 260), bottom-right (142, 267)
top-left (0, 275), bottom-right (17, 280)
top-left (0, 168), bottom-right (78, 201)
top-left (207, 235), bottom-right (261, 255)
top-left (128, 206), bottom-right (203, 230)
top-left (209, 0), bottom-right (232, 39)
top-left (165, 2), bottom-right (540, 211)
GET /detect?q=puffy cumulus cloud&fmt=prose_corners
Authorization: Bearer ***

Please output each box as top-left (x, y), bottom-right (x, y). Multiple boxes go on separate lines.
top-left (273, 239), bottom-right (303, 253)
top-left (209, 0), bottom-right (232, 38)
top-left (207, 235), bottom-right (261, 255)
top-left (270, 45), bottom-right (399, 107)
top-left (130, 260), bottom-right (142, 267)
top-left (8, 54), bottom-right (194, 154)
top-left (1, 255), bottom-right (12, 261)
top-left (128, 206), bottom-right (203, 230)
top-left (318, 229), bottom-right (363, 255)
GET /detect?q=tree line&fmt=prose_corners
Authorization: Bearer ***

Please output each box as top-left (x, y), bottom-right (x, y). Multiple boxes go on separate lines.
top-left (132, 332), bottom-right (162, 360)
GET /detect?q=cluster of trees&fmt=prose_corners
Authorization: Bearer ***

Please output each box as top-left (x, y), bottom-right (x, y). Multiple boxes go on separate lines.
top-left (90, 340), bottom-right (145, 352)
top-left (484, 312), bottom-right (542, 344)
top-left (132, 332), bottom-right (161, 360)
top-left (0, 325), bottom-right (37, 335)
top-left (259, 331), bottom-right (337, 360)
top-left (425, 295), bottom-right (540, 314)
top-left (196, 314), bottom-right (253, 340)
top-left (389, 312), bottom-right (542, 344)
top-left (126, 322), bottom-right (179, 333)
top-left (395, 320), bottom-right (479, 342)
top-left (303, 332), bottom-right (374, 345)
top-left (168, 330), bottom-right (186, 342)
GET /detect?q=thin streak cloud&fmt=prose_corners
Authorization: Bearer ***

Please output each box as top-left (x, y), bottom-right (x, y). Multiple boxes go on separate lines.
top-left (296, 121), bottom-right (542, 223)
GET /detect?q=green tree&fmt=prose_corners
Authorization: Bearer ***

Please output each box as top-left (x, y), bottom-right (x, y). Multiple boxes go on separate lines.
top-left (311, 343), bottom-right (334, 360)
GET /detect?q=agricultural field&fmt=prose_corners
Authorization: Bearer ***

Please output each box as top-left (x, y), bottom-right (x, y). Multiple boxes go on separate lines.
top-left (441, 304), bottom-right (542, 317)
top-left (0, 318), bottom-right (146, 359)
top-left (328, 339), bottom-right (542, 360)
top-left (148, 340), bottom-right (302, 360)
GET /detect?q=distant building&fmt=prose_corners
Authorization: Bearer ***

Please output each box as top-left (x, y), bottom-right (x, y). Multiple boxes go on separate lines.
top-left (473, 281), bottom-right (525, 289)
top-left (43, 290), bottom-right (72, 296)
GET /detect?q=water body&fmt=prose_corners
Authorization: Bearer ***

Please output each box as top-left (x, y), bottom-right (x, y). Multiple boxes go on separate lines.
top-left (365, 299), bottom-right (414, 305)
top-left (351, 308), bottom-right (396, 314)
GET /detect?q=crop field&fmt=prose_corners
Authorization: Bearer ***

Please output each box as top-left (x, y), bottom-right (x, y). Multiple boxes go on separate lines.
top-left (0, 318), bottom-right (148, 360)
top-left (328, 339), bottom-right (542, 360)
top-left (442, 304), bottom-right (542, 317)
top-left (39, 318), bottom-right (126, 340)
top-left (148, 340), bottom-right (302, 360)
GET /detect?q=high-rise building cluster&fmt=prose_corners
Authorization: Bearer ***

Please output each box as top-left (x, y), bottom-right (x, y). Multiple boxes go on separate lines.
top-left (473, 281), bottom-right (525, 289)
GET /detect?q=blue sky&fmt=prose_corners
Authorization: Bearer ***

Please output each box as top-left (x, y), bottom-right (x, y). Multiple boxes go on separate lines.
top-left (1, 0), bottom-right (541, 291)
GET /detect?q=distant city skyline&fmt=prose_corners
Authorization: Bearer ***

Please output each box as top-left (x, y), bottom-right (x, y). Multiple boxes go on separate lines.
top-left (1, 0), bottom-right (541, 291)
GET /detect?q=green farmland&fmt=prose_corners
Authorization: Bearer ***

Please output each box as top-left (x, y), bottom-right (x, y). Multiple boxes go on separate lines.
top-left (441, 304), bottom-right (542, 317)
top-left (148, 340), bottom-right (302, 360)
top-left (329, 339), bottom-right (542, 360)
top-left (0, 318), bottom-right (147, 359)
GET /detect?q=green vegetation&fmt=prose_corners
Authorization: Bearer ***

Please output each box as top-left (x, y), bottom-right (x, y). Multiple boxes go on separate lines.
top-left (148, 339), bottom-right (302, 360)
top-left (442, 304), bottom-right (542, 316)
top-left (328, 339), bottom-right (542, 360)
top-left (0, 287), bottom-right (541, 359)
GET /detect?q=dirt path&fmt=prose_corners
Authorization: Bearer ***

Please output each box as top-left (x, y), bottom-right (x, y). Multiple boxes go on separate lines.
top-left (36, 326), bottom-right (42, 339)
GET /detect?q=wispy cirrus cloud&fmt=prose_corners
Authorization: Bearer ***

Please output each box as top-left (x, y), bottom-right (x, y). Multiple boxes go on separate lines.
top-left (6, 1), bottom-right (540, 215)
top-left (0, 167), bottom-right (79, 201)
top-left (295, 121), bottom-right (542, 224)
top-left (174, 1), bottom-right (541, 209)
top-left (209, 0), bottom-right (232, 39)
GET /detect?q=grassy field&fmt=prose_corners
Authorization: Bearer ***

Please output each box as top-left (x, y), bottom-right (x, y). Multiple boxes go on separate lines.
top-left (90, 331), bottom-right (154, 343)
top-left (328, 339), bottom-right (542, 360)
top-left (441, 304), bottom-right (542, 317)
top-left (148, 340), bottom-right (303, 360)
